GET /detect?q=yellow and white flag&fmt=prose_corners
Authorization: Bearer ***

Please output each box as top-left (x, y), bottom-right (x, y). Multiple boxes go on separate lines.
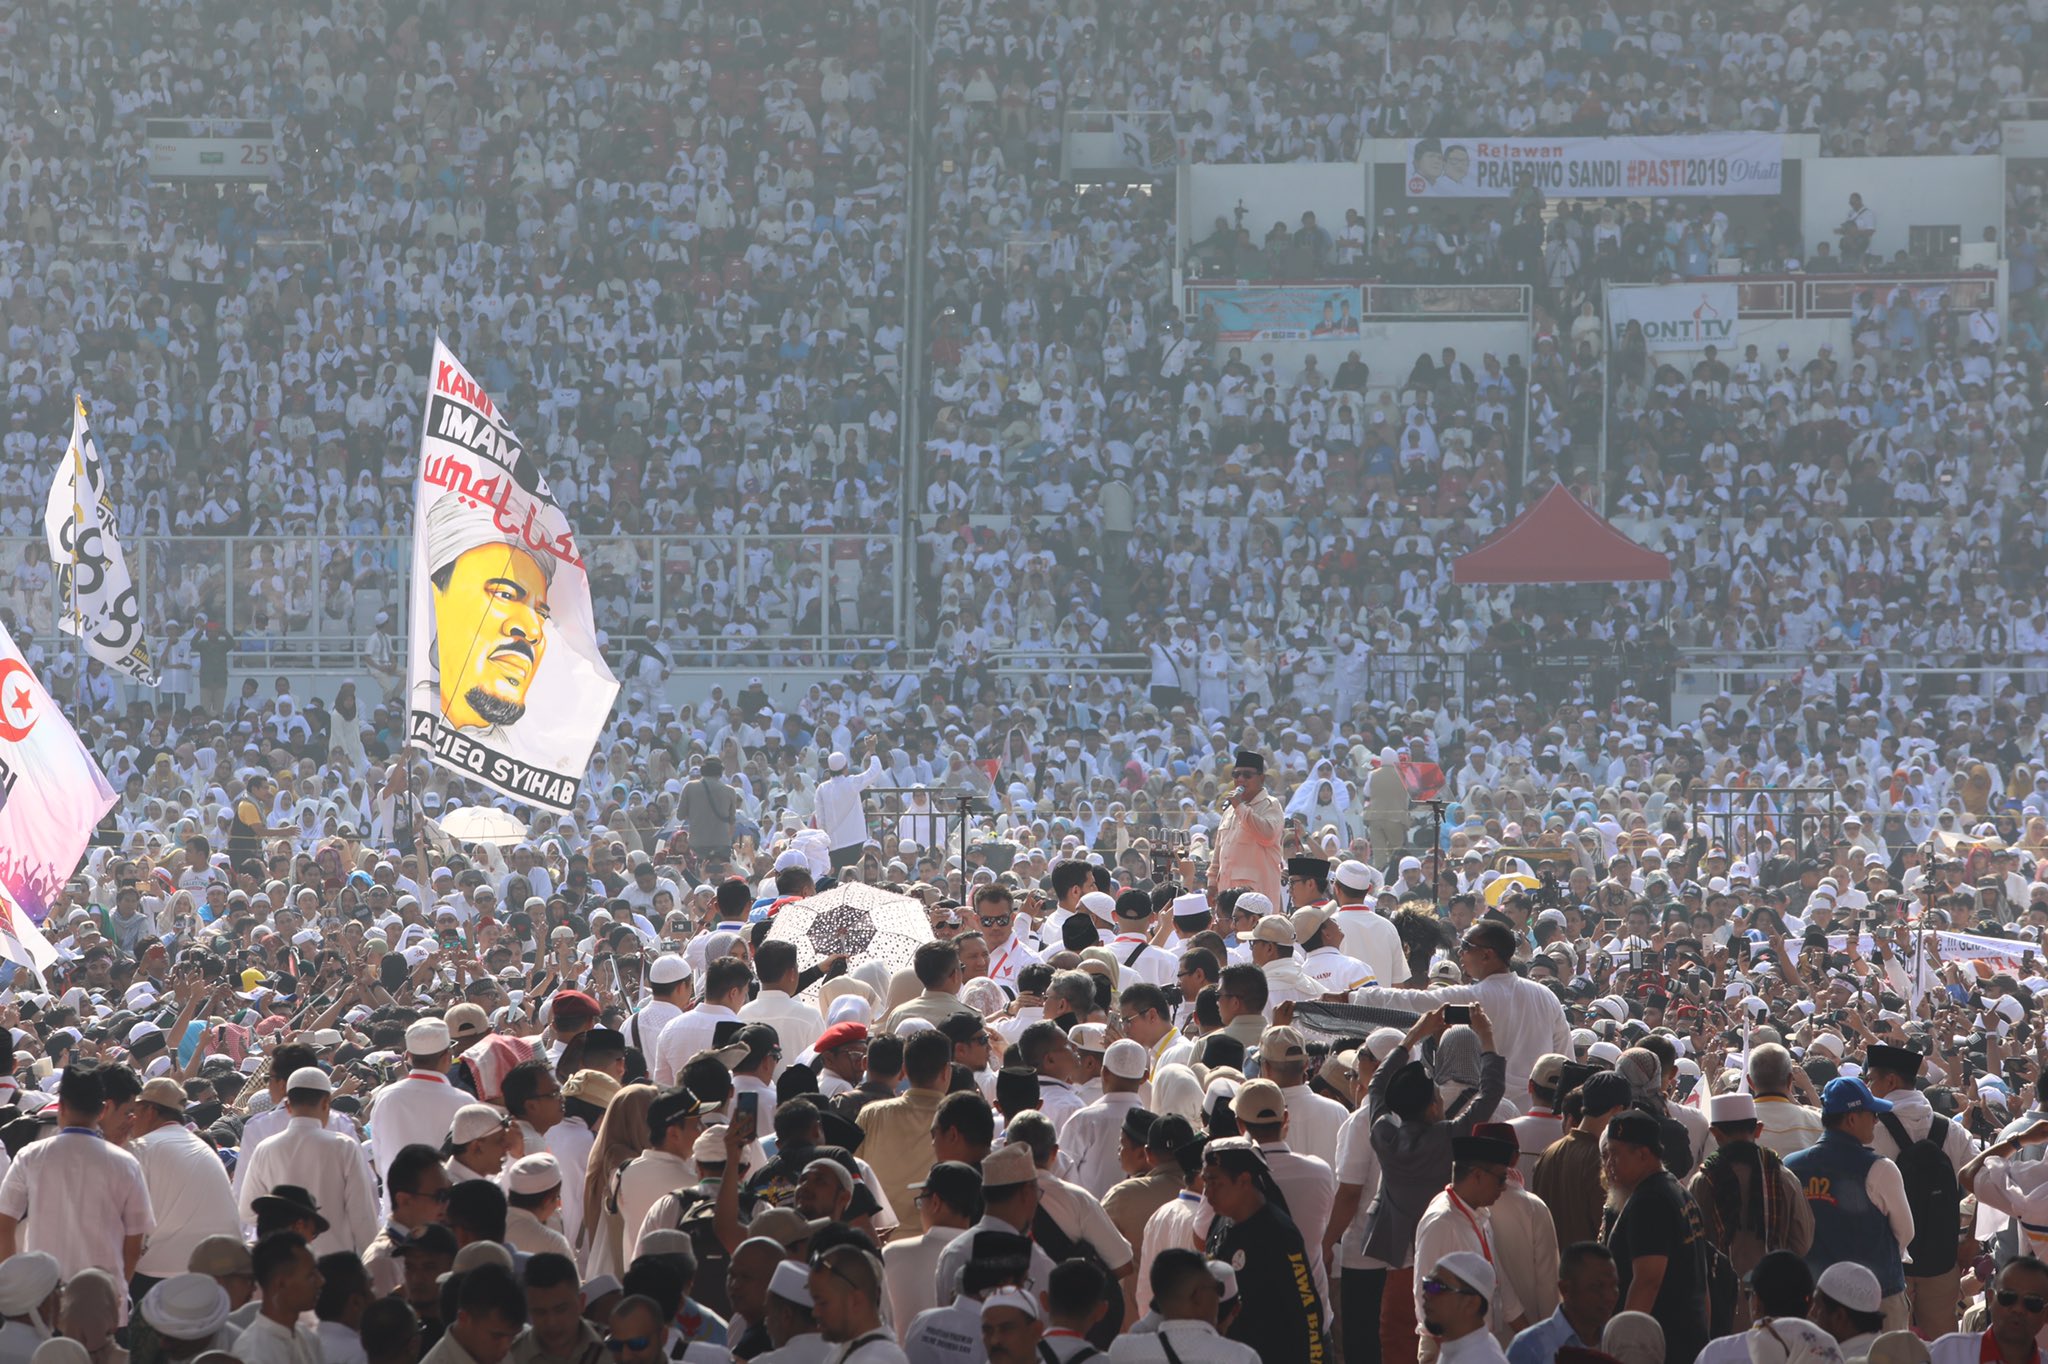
top-left (405, 341), bottom-right (618, 811)
top-left (43, 397), bottom-right (156, 685)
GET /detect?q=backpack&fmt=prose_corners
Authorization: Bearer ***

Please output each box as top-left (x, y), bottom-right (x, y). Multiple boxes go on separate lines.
top-left (1033, 1204), bottom-right (1125, 1349)
top-left (659, 1188), bottom-right (733, 1318)
top-left (1878, 1112), bottom-right (1962, 1274)
top-left (1637, 1101), bottom-right (1698, 1180)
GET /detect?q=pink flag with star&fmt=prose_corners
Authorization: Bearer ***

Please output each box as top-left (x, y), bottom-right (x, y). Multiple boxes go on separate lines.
top-left (0, 621), bottom-right (116, 928)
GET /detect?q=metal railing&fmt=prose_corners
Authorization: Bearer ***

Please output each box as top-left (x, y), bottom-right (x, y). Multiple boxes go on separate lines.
top-left (2, 532), bottom-right (907, 670)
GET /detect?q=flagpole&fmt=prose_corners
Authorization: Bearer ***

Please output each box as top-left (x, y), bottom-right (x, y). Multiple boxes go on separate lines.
top-left (68, 395), bottom-right (90, 703)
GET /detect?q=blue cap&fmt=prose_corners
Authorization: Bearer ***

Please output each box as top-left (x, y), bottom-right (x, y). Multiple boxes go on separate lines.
top-left (1820, 1076), bottom-right (1893, 1117)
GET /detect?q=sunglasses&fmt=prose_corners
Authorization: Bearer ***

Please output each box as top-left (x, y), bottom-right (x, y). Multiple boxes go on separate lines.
top-left (981, 915), bottom-right (1013, 928)
top-left (1997, 1291), bottom-right (2048, 1313)
top-left (604, 1338), bottom-right (654, 1354)
top-left (1421, 1277), bottom-right (1480, 1298)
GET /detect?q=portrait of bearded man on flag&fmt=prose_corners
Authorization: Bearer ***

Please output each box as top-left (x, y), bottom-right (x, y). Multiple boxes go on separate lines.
top-left (418, 492), bottom-right (556, 738)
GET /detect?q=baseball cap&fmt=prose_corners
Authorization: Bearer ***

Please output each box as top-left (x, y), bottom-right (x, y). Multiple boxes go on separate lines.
top-left (1232, 1079), bottom-right (1285, 1124)
top-left (1250, 915), bottom-right (1296, 947)
top-left (445, 1003), bottom-right (488, 1043)
top-left (1819, 1076), bottom-right (1892, 1117)
top-left (1260, 1025), bottom-right (1307, 1062)
top-left (449, 1104), bottom-right (508, 1145)
top-left (1291, 905), bottom-right (1334, 942)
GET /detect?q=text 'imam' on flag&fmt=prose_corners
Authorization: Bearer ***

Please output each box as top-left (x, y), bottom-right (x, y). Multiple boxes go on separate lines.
top-left (405, 340), bottom-right (618, 812)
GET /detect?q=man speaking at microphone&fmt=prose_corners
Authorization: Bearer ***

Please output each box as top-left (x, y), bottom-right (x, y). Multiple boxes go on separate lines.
top-left (1214, 749), bottom-right (1285, 915)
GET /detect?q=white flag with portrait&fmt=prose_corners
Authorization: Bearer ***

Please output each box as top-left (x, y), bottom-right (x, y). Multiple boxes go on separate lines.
top-left (405, 340), bottom-right (618, 811)
top-left (43, 397), bottom-right (157, 685)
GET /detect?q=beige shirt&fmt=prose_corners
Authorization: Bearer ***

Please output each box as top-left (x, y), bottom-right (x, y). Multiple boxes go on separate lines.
top-left (1213, 790), bottom-right (1284, 910)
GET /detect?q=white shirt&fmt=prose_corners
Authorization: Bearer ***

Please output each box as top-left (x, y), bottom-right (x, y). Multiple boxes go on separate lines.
top-left (1414, 1188), bottom-right (1523, 1342)
top-left (0, 1127), bottom-right (154, 1282)
top-left (902, 1296), bottom-right (983, 1364)
top-left (1330, 905), bottom-right (1409, 986)
top-left (131, 1123), bottom-right (244, 1276)
top-left (1435, 1327), bottom-right (1512, 1364)
top-left (506, 1206), bottom-right (576, 1259)
top-left (754, 1335), bottom-right (832, 1364)
top-left (626, 998), bottom-right (684, 1059)
top-left (617, 1150), bottom-right (695, 1265)
top-left (317, 1321), bottom-right (368, 1364)
top-left (1037, 1079), bottom-right (1086, 1136)
top-left (1107, 933), bottom-right (1178, 988)
top-left (547, 1117), bottom-right (597, 1262)
top-left (983, 937), bottom-right (1040, 990)
top-left (239, 1115), bottom-right (382, 1256)
top-left (1301, 945), bottom-right (1375, 995)
top-left (234, 1106), bottom-right (367, 1196)
top-left (0, 1323), bottom-right (44, 1364)
top-left (1107, 1320), bottom-right (1261, 1364)
top-left (1928, 1334), bottom-right (2026, 1364)
top-left (1036, 1169), bottom-right (1134, 1271)
top-left (828, 1333), bottom-right (911, 1364)
top-left (1506, 1112), bottom-right (1564, 1175)
top-left (654, 1003), bottom-right (742, 1088)
top-left (1281, 1084), bottom-right (1348, 1167)
top-left (367, 1071), bottom-right (471, 1198)
top-left (1257, 1140), bottom-right (1335, 1324)
top-left (882, 1227), bottom-right (964, 1341)
top-left (1135, 1192), bottom-right (1212, 1319)
top-left (935, 1212), bottom-right (1057, 1300)
top-left (0, 1322), bottom-right (46, 1364)
top-left (231, 1314), bottom-right (322, 1364)
top-left (1060, 1092), bottom-right (1144, 1199)
top-left (1334, 1102), bottom-right (1387, 1271)
top-left (738, 990), bottom-right (826, 1073)
top-left (1869, 1086), bottom-right (1978, 1167)
top-left (814, 756), bottom-right (883, 849)
top-left (1350, 971), bottom-right (1570, 1098)
top-left (1491, 1185), bottom-right (1560, 1323)
top-left (1961, 1155), bottom-right (2048, 1259)
top-left (1754, 1095), bottom-right (1823, 1158)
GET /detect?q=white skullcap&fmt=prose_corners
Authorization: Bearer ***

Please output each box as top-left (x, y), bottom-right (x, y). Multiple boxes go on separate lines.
top-left (0, 1253), bottom-right (58, 1317)
top-left (768, 1260), bottom-right (813, 1307)
top-left (1433, 1250), bottom-right (1495, 1302)
top-left (140, 1273), bottom-right (232, 1341)
top-left (31, 1342), bottom-right (89, 1364)
top-left (423, 491), bottom-right (558, 584)
top-left (1234, 891), bottom-right (1274, 916)
top-left (980, 1287), bottom-right (1042, 1322)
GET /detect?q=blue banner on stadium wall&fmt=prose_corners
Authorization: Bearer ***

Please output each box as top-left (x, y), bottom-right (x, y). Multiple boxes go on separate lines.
top-left (1186, 287), bottom-right (1365, 342)
top-left (1404, 134), bottom-right (1782, 198)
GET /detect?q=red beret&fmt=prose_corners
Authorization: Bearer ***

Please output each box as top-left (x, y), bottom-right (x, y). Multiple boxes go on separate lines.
top-left (815, 1022), bottom-right (870, 1052)
top-left (551, 989), bottom-right (601, 1022)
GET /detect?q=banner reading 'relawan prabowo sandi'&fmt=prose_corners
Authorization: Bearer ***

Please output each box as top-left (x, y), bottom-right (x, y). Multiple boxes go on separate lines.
top-left (406, 340), bottom-right (618, 811)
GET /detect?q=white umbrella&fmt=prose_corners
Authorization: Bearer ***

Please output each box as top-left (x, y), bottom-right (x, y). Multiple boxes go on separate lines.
top-left (436, 805), bottom-right (530, 847)
top-left (764, 883), bottom-right (936, 1002)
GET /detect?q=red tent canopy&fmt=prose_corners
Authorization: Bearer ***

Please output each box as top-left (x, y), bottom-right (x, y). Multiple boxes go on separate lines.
top-left (1451, 485), bottom-right (1671, 585)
